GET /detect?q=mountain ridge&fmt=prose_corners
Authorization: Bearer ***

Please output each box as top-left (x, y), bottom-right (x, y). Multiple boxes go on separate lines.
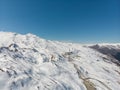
top-left (0, 32), bottom-right (120, 90)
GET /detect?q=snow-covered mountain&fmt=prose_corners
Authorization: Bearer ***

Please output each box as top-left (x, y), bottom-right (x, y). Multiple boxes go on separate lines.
top-left (0, 32), bottom-right (120, 90)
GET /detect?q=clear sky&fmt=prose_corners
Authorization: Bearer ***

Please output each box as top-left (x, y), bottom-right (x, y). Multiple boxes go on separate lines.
top-left (0, 0), bottom-right (120, 43)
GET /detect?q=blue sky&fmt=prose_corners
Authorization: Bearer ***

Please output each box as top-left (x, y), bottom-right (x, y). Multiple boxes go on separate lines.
top-left (0, 0), bottom-right (120, 43)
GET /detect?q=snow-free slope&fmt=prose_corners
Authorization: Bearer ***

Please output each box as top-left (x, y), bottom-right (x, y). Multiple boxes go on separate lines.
top-left (0, 32), bottom-right (120, 90)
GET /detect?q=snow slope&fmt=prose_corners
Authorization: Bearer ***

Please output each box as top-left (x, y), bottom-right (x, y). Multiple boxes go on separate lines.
top-left (0, 32), bottom-right (120, 90)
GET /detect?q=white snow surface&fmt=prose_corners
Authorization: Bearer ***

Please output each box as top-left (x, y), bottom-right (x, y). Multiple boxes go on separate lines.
top-left (0, 32), bottom-right (120, 90)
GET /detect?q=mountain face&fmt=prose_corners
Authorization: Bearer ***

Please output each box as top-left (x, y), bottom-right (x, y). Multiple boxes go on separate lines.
top-left (89, 44), bottom-right (120, 66)
top-left (0, 32), bottom-right (120, 90)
